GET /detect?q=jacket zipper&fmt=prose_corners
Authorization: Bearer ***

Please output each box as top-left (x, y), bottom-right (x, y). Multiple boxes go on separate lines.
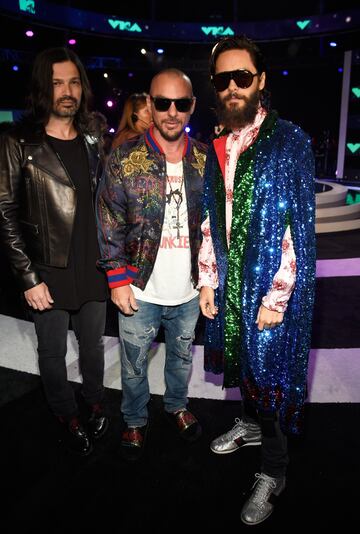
top-left (53, 151), bottom-right (76, 190)
top-left (53, 148), bottom-right (77, 262)
top-left (25, 176), bottom-right (32, 217)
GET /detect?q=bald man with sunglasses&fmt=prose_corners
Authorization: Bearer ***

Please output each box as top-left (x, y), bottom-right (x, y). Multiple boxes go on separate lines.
top-left (96, 68), bottom-right (207, 461)
top-left (198, 35), bottom-right (315, 525)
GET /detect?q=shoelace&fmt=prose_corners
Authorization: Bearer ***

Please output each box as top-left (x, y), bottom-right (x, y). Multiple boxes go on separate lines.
top-left (251, 473), bottom-right (277, 505)
top-left (226, 418), bottom-right (248, 438)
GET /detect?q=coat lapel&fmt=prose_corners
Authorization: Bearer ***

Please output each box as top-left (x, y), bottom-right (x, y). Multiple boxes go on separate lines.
top-left (213, 135), bottom-right (227, 181)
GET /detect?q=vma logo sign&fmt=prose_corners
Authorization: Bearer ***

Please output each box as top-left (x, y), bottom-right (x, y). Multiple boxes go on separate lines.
top-left (201, 26), bottom-right (235, 37)
top-left (19, 0), bottom-right (35, 14)
top-left (296, 20), bottom-right (311, 30)
top-left (347, 143), bottom-right (360, 154)
top-left (108, 19), bottom-right (142, 33)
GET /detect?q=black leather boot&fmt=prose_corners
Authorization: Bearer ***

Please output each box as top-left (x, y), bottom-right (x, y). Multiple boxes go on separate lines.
top-left (88, 404), bottom-right (109, 440)
top-left (58, 415), bottom-right (93, 456)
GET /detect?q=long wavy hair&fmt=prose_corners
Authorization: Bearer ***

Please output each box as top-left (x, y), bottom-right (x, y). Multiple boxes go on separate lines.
top-left (26, 47), bottom-right (93, 131)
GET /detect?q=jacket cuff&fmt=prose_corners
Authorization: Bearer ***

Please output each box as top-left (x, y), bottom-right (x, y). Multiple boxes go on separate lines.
top-left (107, 265), bottom-right (139, 288)
top-left (261, 296), bottom-right (288, 313)
top-left (20, 271), bottom-right (42, 292)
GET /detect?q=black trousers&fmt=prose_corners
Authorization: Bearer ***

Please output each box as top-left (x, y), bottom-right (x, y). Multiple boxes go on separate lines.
top-left (33, 301), bottom-right (106, 417)
top-left (241, 400), bottom-right (289, 478)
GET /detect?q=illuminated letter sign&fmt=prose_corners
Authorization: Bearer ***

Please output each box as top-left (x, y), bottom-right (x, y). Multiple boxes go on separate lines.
top-left (19, 0), bottom-right (35, 14)
top-left (201, 26), bottom-right (235, 37)
top-left (108, 19), bottom-right (142, 33)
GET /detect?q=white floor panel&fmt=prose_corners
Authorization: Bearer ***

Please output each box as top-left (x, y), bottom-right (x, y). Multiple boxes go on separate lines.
top-left (1, 314), bottom-right (359, 402)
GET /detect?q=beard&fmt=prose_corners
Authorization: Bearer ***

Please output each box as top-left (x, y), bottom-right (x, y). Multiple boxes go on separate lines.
top-left (52, 96), bottom-right (80, 118)
top-left (152, 117), bottom-right (184, 142)
top-left (216, 89), bottom-right (261, 130)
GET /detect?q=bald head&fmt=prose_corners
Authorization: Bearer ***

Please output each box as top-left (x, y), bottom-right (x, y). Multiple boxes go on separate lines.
top-left (150, 69), bottom-right (193, 97)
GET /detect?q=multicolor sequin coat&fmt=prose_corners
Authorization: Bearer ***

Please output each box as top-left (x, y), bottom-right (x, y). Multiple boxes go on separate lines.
top-left (96, 127), bottom-right (207, 289)
top-left (203, 111), bottom-right (316, 433)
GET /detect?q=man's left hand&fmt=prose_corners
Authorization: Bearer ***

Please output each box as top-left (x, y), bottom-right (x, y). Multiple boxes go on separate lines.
top-left (256, 304), bottom-right (284, 331)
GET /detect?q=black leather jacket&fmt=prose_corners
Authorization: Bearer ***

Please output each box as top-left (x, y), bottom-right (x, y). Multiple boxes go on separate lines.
top-left (0, 124), bottom-right (103, 291)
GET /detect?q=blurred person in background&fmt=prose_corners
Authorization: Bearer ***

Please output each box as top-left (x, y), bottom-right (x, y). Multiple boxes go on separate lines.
top-left (112, 92), bottom-right (152, 148)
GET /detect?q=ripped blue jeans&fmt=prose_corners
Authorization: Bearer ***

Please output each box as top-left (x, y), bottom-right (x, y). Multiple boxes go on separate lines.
top-left (118, 295), bottom-right (200, 427)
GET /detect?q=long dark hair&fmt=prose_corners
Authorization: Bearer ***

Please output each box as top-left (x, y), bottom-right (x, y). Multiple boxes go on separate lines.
top-left (26, 47), bottom-right (93, 131)
top-left (210, 35), bottom-right (270, 110)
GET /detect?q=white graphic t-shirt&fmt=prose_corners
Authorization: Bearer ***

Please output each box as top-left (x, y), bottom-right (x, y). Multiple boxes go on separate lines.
top-left (132, 160), bottom-right (199, 305)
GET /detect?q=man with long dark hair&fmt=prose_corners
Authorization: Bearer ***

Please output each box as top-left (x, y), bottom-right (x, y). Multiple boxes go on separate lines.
top-left (199, 35), bottom-right (315, 525)
top-left (0, 47), bottom-right (109, 455)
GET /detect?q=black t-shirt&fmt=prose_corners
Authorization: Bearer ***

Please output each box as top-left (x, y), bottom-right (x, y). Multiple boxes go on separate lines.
top-left (35, 135), bottom-right (108, 309)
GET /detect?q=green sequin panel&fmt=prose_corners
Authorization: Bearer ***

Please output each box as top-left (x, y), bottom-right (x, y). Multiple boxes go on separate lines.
top-left (223, 145), bottom-right (257, 387)
top-left (222, 112), bottom-right (277, 387)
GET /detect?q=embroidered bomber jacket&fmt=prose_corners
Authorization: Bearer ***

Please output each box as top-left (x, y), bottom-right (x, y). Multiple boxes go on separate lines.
top-left (96, 127), bottom-right (207, 290)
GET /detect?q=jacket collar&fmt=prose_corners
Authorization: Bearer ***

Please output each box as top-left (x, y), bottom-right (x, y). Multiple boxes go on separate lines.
top-left (213, 135), bottom-right (227, 179)
top-left (212, 109), bottom-right (278, 178)
top-left (17, 123), bottom-right (99, 189)
top-left (145, 125), bottom-right (191, 158)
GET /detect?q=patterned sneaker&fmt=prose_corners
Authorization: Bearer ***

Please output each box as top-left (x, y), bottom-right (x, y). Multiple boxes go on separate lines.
top-left (166, 409), bottom-right (202, 442)
top-left (210, 418), bottom-right (261, 454)
top-left (120, 424), bottom-right (148, 461)
top-left (241, 472), bottom-right (286, 525)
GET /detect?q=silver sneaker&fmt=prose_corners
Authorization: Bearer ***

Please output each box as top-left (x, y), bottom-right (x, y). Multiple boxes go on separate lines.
top-left (210, 418), bottom-right (261, 454)
top-left (241, 472), bottom-right (286, 525)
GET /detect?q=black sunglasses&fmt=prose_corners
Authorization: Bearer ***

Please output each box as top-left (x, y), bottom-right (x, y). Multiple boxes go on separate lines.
top-left (150, 96), bottom-right (194, 113)
top-left (212, 69), bottom-right (259, 92)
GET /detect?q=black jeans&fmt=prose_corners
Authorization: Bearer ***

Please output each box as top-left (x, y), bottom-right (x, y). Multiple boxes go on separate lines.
top-left (258, 410), bottom-right (288, 478)
top-left (241, 400), bottom-right (289, 478)
top-left (33, 300), bottom-right (106, 417)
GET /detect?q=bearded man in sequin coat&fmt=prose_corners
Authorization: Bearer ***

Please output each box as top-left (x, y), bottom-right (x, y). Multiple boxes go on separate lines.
top-left (198, 35), bottom-right (315, 526)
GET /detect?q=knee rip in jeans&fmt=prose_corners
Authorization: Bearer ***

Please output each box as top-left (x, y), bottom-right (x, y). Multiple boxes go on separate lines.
top-left (121, 326), bottom-right (155, 377)
top-left (122, 325), bottom-right (156, 341)
top-left (175, 331), bottom-right (194, 361)
top-left (122, 340), bottom-right (149, 377)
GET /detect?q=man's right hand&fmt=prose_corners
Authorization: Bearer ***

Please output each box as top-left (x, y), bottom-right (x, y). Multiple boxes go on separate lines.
top-left (24, 282), bottom-right (54, 311)
top-left (111, 285), bottom-right (139, 315)
top-left (199, 286), bottom-right (218, 319)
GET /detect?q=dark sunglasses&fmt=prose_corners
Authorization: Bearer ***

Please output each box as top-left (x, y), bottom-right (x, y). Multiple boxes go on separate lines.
top-left (212, 69), bottom-right (259, 92)
top-left (150, 96), bottom-right (194, 113)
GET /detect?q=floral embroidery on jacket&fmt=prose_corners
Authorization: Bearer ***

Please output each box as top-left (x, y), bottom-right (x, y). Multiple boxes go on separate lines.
top-left (121, 145), bottom-right (154, 176)
top-left (191, 146), bottom-right (206, 177)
